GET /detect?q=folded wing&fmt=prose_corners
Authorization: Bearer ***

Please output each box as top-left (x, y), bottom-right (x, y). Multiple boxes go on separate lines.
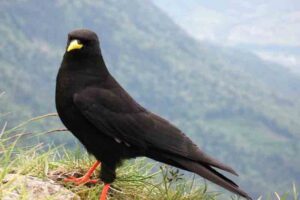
top-left (73, 87), bottom-right (237, 175)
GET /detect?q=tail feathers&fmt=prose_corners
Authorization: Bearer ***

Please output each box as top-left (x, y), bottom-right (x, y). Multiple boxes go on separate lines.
top-left (203, 164), bottom-right (238, 187)
top-left (175, 158), bottom-right (252, 200)
top-left (199, 154), bottom-right (239, 176)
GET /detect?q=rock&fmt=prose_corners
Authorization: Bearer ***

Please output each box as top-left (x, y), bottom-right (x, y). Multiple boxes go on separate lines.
top-left (1, 173), bottom-right (80, 200)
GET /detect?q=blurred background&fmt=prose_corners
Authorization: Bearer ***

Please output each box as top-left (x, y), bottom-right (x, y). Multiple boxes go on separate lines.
top-left (0, 0), bottom-right (299, 199)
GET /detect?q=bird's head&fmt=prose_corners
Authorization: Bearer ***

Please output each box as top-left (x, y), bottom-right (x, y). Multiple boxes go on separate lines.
top-left (65, 29), bottom-right (100, 57)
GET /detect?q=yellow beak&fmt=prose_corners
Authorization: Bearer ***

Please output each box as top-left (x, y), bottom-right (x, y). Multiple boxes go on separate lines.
top-left (67, 39), bottom-right (83, 52)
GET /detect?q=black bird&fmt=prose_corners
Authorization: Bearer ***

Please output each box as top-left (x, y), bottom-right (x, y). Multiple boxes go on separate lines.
top-left (56, 29), bottom-right (252, 200)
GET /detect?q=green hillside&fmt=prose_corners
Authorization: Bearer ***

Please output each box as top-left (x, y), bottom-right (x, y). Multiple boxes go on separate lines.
top-left (0, 0), bottom-right (300, 198)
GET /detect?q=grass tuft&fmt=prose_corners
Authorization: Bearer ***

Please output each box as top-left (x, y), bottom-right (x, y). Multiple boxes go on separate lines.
top-left (0, 115), bottom-right (216, 200)
top-left (0, 114), bottom-right (299, 200)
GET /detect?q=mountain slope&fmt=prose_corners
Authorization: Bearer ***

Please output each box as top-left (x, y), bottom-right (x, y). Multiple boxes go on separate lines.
top-left (152, 0), bottom-right (300, 73)
top-left (0, 0), bottom-right (300, 198)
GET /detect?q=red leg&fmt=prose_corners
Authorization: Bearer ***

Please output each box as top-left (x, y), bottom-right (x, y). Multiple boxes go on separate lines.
top-left (64, 161), bottom-right (100, 185)
top-left (99, 184), bottom-right (110, 200)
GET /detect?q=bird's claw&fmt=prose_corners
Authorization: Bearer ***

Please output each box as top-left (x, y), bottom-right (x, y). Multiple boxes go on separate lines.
top-left (64, 176), bottom-right (99, 185)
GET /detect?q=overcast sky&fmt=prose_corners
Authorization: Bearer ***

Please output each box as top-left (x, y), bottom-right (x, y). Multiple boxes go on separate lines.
top-left (153, 0), bottom-right (300, 72)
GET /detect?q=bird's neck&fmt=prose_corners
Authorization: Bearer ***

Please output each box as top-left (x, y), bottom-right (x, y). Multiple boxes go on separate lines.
top-left (62, 53), bottom-right (110, 79)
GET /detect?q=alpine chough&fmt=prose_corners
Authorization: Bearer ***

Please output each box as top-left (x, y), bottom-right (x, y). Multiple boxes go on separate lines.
top-left (55, 29), bottom-right (252, 200)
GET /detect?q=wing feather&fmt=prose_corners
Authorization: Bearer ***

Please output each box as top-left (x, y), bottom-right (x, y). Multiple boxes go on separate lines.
top-left (74, 87), bottom-right (237, 175)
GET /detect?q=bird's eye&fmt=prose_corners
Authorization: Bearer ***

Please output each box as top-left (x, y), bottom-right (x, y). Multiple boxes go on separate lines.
top-left (79, 39), bottom-right (89, 45)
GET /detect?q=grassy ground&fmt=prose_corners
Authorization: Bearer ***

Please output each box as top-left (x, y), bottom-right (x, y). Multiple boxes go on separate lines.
top-left (0, 114), bottom-right (299, 200)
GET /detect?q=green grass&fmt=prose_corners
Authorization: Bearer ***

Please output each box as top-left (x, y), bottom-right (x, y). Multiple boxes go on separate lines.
top-left (0, 114), bottom-right (217, 200)
top-left (0, 114), bottom-right (298, 200)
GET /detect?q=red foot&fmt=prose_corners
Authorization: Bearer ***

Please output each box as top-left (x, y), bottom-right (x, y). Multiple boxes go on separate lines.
top-left (64, 175), bottom-right (99, 185)
top-left (64, 161), bottom-right (100, 185)
top-left (100, 184), bottom-right (110, 200)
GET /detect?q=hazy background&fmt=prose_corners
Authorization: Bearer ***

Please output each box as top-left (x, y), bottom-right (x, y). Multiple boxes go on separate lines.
top-left (0, 0), bottom-right (299, 199)
top-left (153, 0), bottom-right (300, 73)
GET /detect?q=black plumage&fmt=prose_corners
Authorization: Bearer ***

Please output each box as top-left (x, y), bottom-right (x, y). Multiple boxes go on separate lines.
top-left (55, 29), bottom-right (252, 199)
